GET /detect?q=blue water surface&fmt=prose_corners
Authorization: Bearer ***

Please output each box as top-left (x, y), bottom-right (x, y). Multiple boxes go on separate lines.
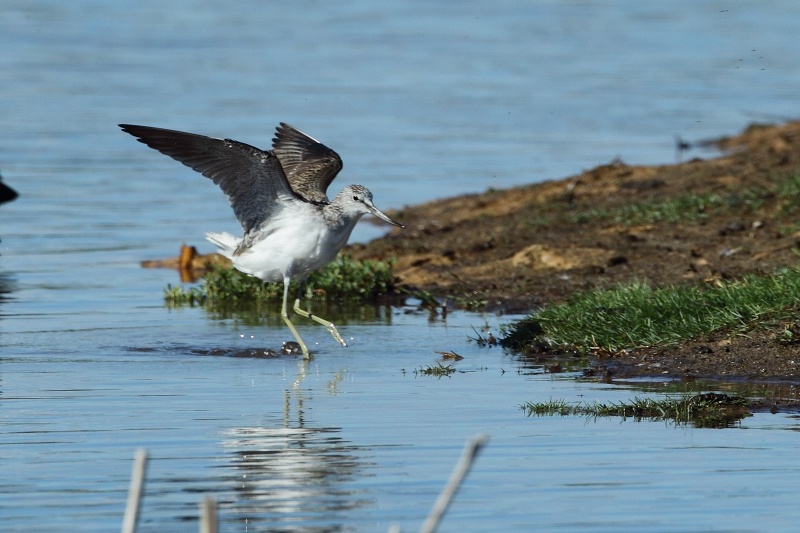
top-left (2, 1), bottom-right (800, 531)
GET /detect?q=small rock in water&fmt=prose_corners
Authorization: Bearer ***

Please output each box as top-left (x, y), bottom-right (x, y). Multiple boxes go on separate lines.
top-left (282, 341), bottom-right (303, 355)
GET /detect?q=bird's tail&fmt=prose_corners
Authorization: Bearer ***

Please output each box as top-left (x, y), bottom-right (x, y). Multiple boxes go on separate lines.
top-left (204, 231), bottom-right (240, 259)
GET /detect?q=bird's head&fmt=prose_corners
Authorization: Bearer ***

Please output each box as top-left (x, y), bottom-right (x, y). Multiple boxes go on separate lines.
top-left (337, 185), bottom-right (404, 228)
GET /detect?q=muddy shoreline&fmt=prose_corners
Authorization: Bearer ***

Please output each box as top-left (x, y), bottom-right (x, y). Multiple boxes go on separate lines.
top-left (352, 121), bottom-right (800, 387)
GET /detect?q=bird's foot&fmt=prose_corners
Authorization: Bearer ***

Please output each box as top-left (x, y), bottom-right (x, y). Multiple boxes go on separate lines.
top-left (293, 298), bottom-right (347, 349)
top-left (326, 324), bottom-right (348, 347)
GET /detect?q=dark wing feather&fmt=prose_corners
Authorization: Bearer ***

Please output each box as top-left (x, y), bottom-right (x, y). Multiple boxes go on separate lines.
top-left (271, 122), bottom-right (343, 204)
top-left (119, 124), bottom-right (295, 234)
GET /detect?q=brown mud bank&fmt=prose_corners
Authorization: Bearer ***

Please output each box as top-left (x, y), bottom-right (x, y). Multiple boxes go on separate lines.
top-left (352, 120), bottom-right (800, 386)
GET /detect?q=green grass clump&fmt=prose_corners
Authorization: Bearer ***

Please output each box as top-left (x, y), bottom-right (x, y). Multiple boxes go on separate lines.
top-left (503, 269), bottom-right (800, 353)
top-left (310, 254), bottom-right (395, 300)
top-left (165, 254), bottom-right (396, 308)
top-left (521, 393), bottom-right (750, 428)
top-left (164, 284), bottom-right (205, 306)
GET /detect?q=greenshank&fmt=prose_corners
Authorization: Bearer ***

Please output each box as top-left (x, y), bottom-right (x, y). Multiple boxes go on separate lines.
top-left (120, 122), bottom-right (403, 357)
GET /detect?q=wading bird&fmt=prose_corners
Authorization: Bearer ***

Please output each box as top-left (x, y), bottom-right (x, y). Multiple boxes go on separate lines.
top-left (120, 122), bottom-right (403, 357)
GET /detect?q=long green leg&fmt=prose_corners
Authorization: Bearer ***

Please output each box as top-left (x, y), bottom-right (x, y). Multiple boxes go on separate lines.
top-left (280, 277), bottom-right (310, 358)
top-left (292, 284), bottom-right (347, 347)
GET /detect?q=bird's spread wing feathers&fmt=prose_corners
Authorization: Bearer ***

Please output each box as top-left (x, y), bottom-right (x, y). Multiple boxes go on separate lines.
top-left (119, 124), bottom-right (296, 234)
top-left (271, 122), bottom-right (343, 204)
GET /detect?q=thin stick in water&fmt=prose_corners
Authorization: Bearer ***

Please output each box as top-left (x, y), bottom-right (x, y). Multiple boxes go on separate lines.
top-left (200, 496), bottom-right (217, 533)
top-left (418, 434), bottom-right (489, 533)
top-left (121, 448), bottom-right (148, 533)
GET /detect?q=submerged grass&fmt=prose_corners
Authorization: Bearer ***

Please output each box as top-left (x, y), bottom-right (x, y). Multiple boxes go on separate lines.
top-left (521, 393), bottom-right (750, 428)
top-left (503, 268), bottom-right (800, 353)
top-left (165, 254), bottom-right (396, 308)
top-left (416, 362), bottom-right (457, 378)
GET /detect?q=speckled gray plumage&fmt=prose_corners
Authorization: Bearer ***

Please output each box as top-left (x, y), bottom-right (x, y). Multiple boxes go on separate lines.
top-left (272, 122), bottom-right (343, 205)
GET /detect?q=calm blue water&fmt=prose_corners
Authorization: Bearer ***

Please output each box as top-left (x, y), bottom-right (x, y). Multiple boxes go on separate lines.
top-left (2, 1), bottom-right (800, 531)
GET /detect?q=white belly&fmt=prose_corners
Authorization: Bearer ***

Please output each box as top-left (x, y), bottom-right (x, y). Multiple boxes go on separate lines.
top-left (226, 208), bottom-right (355, 283)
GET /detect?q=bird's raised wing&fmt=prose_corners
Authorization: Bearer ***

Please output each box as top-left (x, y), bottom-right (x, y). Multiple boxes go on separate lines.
top-left (271, 122), bottom-right (343, 204)
top-left (120, 124), bottom-right (296, 234)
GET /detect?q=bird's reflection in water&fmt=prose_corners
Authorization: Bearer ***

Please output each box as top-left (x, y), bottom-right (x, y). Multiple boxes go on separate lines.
top-left (219, 359), bottom-right (370, 531)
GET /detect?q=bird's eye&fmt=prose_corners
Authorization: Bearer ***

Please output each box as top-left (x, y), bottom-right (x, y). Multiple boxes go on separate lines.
top-left (353, 195), bottom-right (359, 201)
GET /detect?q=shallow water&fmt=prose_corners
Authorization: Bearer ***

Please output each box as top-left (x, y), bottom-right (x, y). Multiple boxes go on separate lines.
top-left (3, 1), bottom-right (800, 531)
top-left (4, 306), bottom-right (800, 532)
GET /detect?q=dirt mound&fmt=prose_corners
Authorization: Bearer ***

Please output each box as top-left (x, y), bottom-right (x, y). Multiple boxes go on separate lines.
top-left (351, 120), bottom-right (800, 383)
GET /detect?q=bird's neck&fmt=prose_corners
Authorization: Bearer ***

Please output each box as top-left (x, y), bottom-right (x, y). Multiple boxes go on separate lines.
top-left (321, 203), bottom-right (364, 234)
